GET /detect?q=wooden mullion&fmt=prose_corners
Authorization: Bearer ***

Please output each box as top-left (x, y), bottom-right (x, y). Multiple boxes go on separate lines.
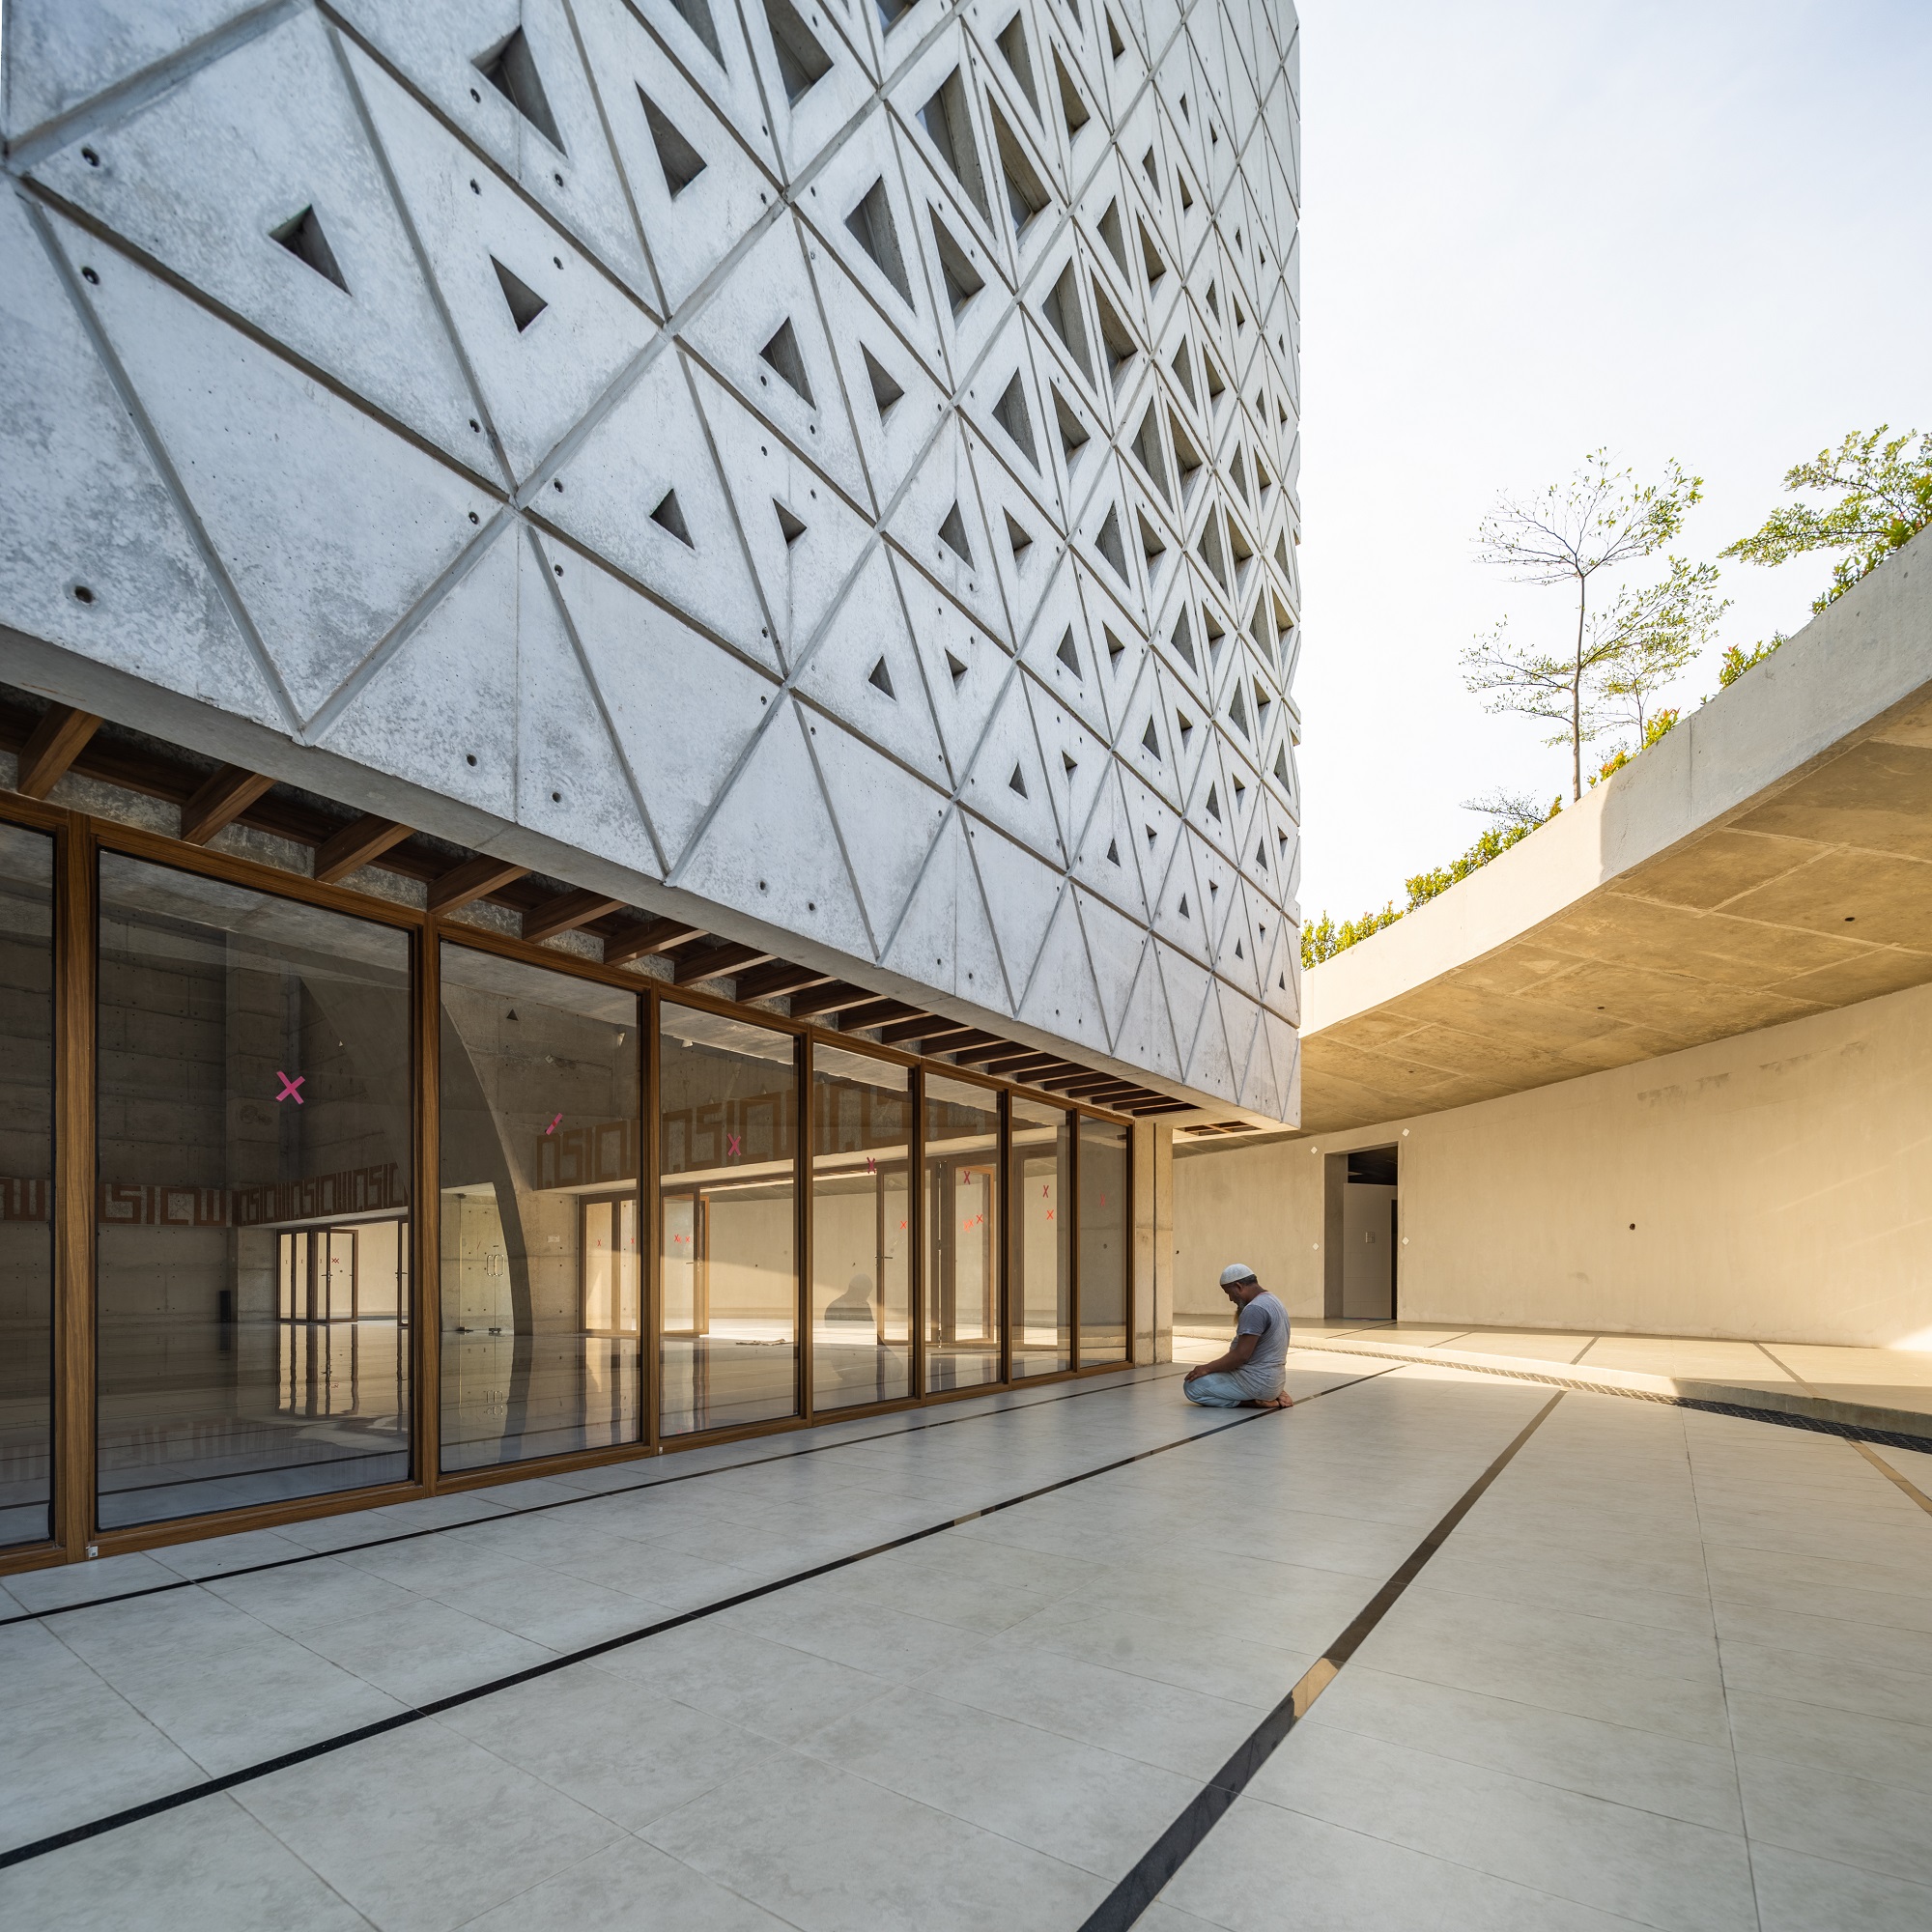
top-left (54, 814), bottom-right (97, 1558)
top-left (643, 985), bottom-right (662, 1452)
top-left (796, 1034), bottom-right (813, 1425)
top-left (414, 926), bottom-right (441, 1491)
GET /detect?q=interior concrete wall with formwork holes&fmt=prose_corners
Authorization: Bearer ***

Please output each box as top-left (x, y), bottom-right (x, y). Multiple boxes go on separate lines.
top-left (0, 0), bottom-right (1302, 1571)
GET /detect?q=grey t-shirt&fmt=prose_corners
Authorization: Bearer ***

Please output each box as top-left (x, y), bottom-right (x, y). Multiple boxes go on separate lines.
top-left (1229, 1292), bottom-right (1290, 1397)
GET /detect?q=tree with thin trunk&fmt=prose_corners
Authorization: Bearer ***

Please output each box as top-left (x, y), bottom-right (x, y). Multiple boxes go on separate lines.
top-left (1463, 452), bottom-right (1704, 801)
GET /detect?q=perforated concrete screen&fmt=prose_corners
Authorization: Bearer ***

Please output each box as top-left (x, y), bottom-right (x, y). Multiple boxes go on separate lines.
top-left (0, 0), bottom-right (1302, 1118)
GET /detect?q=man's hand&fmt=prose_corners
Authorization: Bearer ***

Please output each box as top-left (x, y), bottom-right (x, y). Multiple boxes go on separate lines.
top-left (1182, 1364), bottom-right (1205, 1384)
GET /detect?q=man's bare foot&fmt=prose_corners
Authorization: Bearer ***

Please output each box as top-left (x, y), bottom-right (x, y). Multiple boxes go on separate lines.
top-left (1240, 1394), bottom-right (1293, 1409)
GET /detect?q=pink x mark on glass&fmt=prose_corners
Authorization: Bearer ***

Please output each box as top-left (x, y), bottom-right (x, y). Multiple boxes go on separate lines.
top-left (274, 1071), bottom-right (304, 1105)
top-left (725, 1132), bottom-right (743, 1157)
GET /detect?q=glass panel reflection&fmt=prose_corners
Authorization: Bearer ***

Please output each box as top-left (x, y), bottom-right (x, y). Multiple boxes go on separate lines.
top-left (924, 1074), bottom-right (1000, 1393)
top-left (440, 945), bottom-right (639, 1469)
top-left (0, 826), bottom-right (53, 1547)
top-left (97, 856), bottom-right (412, 1526)
top-left (659, 1003), bottom-right (797, 1435)
top-left (1078, 1116), bottom-right (1129, 1363)
top-left (810, 1044), bottom-right (910, 1413)
top-left (1009, 1094), bottom-right (1069, 1376)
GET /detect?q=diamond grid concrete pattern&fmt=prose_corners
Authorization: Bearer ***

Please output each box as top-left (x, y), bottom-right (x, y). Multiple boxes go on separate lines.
top-left (0, 0), bottom-right (1301, 1116)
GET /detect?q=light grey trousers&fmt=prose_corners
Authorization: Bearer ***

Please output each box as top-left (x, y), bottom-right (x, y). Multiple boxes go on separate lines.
top-left (1182, 1371), bottom-right (1280, 1407)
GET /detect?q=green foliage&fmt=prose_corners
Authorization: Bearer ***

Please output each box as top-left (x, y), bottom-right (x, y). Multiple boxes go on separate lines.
top-left (1716, 633), bottom-right (1788, 688)
top-left (1722, 427), bottom-right (1932, 612)
top-left (1591, 706), bottom-right (1680, 786)
top-left (1463, 453), bottom-right (1711, 801)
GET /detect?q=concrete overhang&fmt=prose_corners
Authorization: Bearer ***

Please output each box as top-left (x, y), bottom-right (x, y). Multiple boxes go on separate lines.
top-left (1298, 526), bottom-right (1932, 1135)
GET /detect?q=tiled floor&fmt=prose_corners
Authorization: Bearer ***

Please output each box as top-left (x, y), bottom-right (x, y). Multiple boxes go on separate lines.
top-left (1268, 1321), bottom-right (1932, 1424)
top-left (4, 1351), bottom-right (1931, 1929)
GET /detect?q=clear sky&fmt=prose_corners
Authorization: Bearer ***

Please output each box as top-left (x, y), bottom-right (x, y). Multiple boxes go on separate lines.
top-left (1293, 0), bottom-right (1932, 923)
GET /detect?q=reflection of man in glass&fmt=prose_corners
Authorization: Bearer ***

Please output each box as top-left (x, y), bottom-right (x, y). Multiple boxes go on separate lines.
top-left (827, 1270), bottom-right (875, 1321)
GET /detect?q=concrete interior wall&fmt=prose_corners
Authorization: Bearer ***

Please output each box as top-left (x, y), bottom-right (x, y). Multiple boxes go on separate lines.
top-left (1176, 979), bottom-right (1932, 1348)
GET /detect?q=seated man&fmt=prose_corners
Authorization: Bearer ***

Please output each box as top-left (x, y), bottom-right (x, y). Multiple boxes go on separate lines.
top-left (1182, 1264), bottom-right (1293, 1409)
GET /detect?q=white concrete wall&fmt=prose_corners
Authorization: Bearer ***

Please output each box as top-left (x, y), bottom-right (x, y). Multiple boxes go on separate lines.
top-left (0, 0), bottom-right (1304, 1116)
top-left (1177, 979), bottom-right (1932, 1347)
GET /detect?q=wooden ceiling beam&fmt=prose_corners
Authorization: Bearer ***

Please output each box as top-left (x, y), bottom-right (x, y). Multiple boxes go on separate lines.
top-left (428, 855), bottom-right (530, 916)
top-left (524, 889), bottom-right (624, 945)
top-left (314, 814), bottom-right (412, 885)
top-left (14, 705), bottom-right (100, 799)
top-left (734, 959), bottom-right (835, 1003)
top-left (878, 1013), bottom-right (976, 1046)
top-left (672, 940), bottom-right (777, 985)
top-left (837, 998), bottom-right (923, 1031)
top-left (929, 1029), bottom-right (1006, 1056)
top-left (181, 765), bottom-right (274, 844)
top-left (602, 914), bottom-right (706, 967)
top-left (786, 980), bottom-right (872, 1018)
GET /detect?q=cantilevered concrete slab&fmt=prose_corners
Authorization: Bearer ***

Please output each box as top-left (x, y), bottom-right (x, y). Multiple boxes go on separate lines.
top-left (1300, 527), bottom-right (1932, 1133)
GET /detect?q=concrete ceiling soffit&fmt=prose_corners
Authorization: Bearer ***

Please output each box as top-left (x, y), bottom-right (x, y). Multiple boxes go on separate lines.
top-left (807, 242), bottom-right (954, 512)
top-left (881, 804), bottom-right (1014, 1010)
top-left (552, 536), bottom-right (781, 872)
top-left (1024, 670), bottom-right (1109, 859)
top-left (677, 215), bottom-right (869, 510)
top-left (545, 348), bottom-right (776, 672)
top-left (314, 522), bottom-right (521, 823)
top-left (1067, 757), bottom-right (1154, 921)
top-left (807, 708), bottom-right (951, 943)
top-left (0, 192), bottom-right (279, 730)
top-left (883, 413), bottom-right (1009, 639)
top-left (959, 667), bottom-right (1065, 862)
top-left (792, 545), bottom-right (952, 789)
top-left (670, 693), bottom-right (873, 955)
top-left (614, 0), bottom-right (778, 174)
top-left (43, 205), bottom-right (494, 730)
top-left (1017, 882), bottom-right (1109, 1051)
top-left (962, 815), bottom-right (1065, 999)
top-left (1073, 882), bottom-right (1151, 1048)
top-left (891, 551), bottom-right (1009, 783)
top-left (25, 10), bottom-right (486, 471)
top-left (1018, 554), bottom-right (1110, 742)
top-left (693, 365), bottom-right (874, 667)
top-left (575, 0), bottom-right (777, 313)
top-left (514, 529), bottom-right (663, 871)
top-left (349, 45), bottom-right (658, 486)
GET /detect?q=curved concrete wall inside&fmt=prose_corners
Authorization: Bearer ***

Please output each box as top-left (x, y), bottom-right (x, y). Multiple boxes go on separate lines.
top-left (0, 0), bottom-right (1303, 1118)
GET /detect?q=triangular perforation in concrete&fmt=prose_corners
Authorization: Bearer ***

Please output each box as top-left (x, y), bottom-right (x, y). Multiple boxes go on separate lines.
top-left (884, 412), bottom-right (1006, 638)
top-left (693, 364), bottom-right (872, 664)
top-left (1024, 674), bottom-right (1107, 865)
top-left (1017, 556), bottom-right (1107, 741)
top-left (546, 346), bottom-right (776, 672)
top-left (351, 44), bottom-right (657, 486)
top-left (335, 0), bottom-right (653, 299)
top-left (27, 10), bottom-right (487, 469)
top-left (679, 216), bottom-right (868, 508)
top-left (968, 432), bottom-right (1059, 644)
top-left (745, 0), bottom-right (874, 177)
top-left (1068, 758), bottom-right (1151, 923)
top-left (577, 0), bottom-right (775, 311)
top-left (53, 205), bottom-right (492, 726)
top-left (673, 695), bottom-right (872, 954)
top-left (615, 0), bottom-right (774, 169)
top-left (793, 544), bottom-right (951, 787)
top-left (0, 191), bottom-right (283, 729)
top-left (960, 668), bottom-right (1063, 864)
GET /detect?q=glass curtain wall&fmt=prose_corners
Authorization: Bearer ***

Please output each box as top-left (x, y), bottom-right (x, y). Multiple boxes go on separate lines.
top-left (439, 945), bottom-right (639, 1469)
top-left (659, 1003), bottom-right (798, 1435)
top-left (0, 827), bottom-right (54, 1547)
top-left (923, 1074), bottom-right (1001, 1393)
top-left (810, 1045), bottom-right (911, 1412)
top-left (96, 857), bottom-right (412, 1526)
top-left (1077, 1117), bottom-right (1129, 1364)
top-left (1009, 1095), bottom-right (1070, 1376)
